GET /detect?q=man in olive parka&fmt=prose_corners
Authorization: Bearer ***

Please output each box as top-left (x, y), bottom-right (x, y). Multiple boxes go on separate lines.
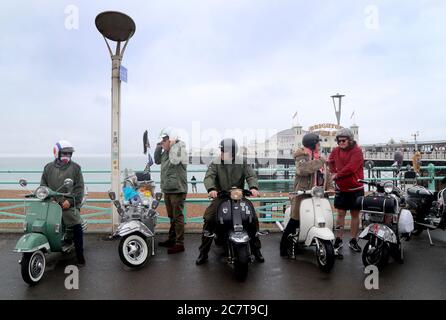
top-left (154, 128), bottom-right (188, 254)
top-left (40, 140), bottom-right (85, 266)
top-left (195, 138), bottom-right (264, 265)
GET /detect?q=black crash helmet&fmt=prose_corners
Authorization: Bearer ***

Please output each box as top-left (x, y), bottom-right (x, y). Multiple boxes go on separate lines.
top-left (302, 133), bottom-right (321, 151)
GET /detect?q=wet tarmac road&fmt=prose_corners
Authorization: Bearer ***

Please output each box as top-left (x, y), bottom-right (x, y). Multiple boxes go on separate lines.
top-left (0, 231), bottom-right (445, 300)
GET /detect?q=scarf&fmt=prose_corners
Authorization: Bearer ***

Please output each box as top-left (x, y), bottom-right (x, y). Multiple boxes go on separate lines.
top-left (303, 147), bottom-right (324, 187)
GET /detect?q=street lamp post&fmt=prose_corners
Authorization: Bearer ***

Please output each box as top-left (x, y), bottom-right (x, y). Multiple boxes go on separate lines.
top-left (412, 131), bottom-right (420, 152)
top-left (331, 93), bottom-right (345, 126)
top-left (95, 11), bottom-right (136, 232)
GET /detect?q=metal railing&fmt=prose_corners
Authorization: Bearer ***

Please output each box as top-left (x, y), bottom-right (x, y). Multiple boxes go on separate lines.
top-left (2, 164), bottom-right (445, 229)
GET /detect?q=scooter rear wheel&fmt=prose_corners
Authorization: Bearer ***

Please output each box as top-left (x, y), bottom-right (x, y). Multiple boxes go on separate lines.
top-left (21, 250), bottom-right (46, 285)
top-left (119, 234), bottom-right (150, 268)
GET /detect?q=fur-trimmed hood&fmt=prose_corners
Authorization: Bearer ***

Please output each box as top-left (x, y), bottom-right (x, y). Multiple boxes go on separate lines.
top-left (293, 148), bottom-right (308, 159)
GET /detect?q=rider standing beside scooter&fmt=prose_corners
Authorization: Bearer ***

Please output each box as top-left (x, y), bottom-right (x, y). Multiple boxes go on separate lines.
top-left (328, 128), bottom-right (364, 253)
top-left (280, 133), bottom-right (329, 256)
top-left (40, 140), bottom-right (85, 266)
top-left (155, 128), bottom-right (188, 254)
top-left (195, 138), bottom-right (264, 265)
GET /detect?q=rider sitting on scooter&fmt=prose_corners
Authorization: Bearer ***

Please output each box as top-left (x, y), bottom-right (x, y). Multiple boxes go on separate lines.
top-left (280, 133), bottom-right (330, 257)
top-left (40, 140), bottom-right (86, 266)
top-left (195, 138), bottom-right (264, 265)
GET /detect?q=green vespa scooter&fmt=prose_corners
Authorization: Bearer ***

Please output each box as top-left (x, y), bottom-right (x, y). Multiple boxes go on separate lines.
top-left (14, 178), bottom-right (87, 285)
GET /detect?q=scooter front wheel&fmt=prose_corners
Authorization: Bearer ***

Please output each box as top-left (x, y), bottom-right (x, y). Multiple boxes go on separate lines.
top-left (21, 250), bottom-right (46, 285)
top-left (362, 239), bottom-right (389, 270)
top-left (118, 234), bottom-right (150, 268)
top-left (233, 244), bottom-right (249, 282)
top-left (315, 239), bottom-right (335, 273)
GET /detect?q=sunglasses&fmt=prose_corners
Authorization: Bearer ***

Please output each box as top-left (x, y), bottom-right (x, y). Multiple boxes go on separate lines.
top-left (337, 139), bottom-right (348, 144)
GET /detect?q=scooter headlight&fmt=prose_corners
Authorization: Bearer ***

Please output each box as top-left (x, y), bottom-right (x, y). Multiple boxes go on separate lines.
top-left (35, 186), bottom-right (50, 200)
top-left (230, 189), bottom-right (243, 200)
top-left (383, 182), bottom-right (394, 194)
top-left (311, 186), bottom-right (325, 198)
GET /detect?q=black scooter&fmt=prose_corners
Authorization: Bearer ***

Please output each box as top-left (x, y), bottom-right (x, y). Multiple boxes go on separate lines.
top-left (405, 176), bottom-right (446, 245)
top-left (206, 188), bottom-right (266, 281)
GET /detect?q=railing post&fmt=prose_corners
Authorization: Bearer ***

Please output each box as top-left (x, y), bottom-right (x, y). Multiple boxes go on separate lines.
top-left (428, 163), bottom-right (436, 191)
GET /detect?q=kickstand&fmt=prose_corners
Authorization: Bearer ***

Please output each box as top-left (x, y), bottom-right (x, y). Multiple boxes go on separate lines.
top-left (334, 248), bottom-right (343, 260)
top-left (427, 229), bottom-right (435, 246)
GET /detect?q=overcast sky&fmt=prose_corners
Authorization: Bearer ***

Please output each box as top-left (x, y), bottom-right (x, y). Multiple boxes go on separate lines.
top-left (1, 0), bottom-right (445, 156)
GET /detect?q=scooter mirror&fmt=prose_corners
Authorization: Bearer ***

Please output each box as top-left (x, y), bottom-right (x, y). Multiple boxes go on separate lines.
top-left (365, 161), bottom-right (375, 170)
top-left (155, 192), bottom-right (163, 201)
top-left (64, 178), bottom-right (74, 188)
top-left (108, 190), bottom-right (116, 200)
top-left (19, 179), bottom-right (28, 188)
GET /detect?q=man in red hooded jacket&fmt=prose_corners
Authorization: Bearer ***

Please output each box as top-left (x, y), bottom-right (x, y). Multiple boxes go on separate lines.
top-left (328, 128), bottom-right (364, 253)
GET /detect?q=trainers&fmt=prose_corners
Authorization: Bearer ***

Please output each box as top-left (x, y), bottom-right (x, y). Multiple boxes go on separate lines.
top-left (349, 238), bottom-right (362, 253)
top-left (167, 244), bottom-right (185, 254)
top-left (159, 239), bottom-right (175, 247)
top-left (334, 237), bottom-right (343, 250)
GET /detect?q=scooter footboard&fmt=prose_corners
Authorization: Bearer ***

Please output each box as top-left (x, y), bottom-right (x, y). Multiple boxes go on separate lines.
top-left (115, 220), bottom-right (153, 238)
top-left (14, 233), bottom-right (50, 253)
top-left (359, 224), bottom-right (397, 244)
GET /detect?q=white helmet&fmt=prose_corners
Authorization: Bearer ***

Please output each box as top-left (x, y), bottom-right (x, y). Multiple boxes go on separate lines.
top-left (159, 127), bottom-right (179, 141)
top-left (53, 140), bottom-right (75, 159)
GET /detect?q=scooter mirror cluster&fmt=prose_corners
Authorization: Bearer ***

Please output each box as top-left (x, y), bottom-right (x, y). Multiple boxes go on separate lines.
top-left (18, 179), bottom-right (28, 188)
top-left (108, 191), bottom-right (116, 200)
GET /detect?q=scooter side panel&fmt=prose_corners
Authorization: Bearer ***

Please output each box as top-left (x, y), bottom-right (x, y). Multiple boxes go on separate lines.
top-left (116, 220), bottom-right (153, 238)
top-left (14, 233), bottom-right (50, 253)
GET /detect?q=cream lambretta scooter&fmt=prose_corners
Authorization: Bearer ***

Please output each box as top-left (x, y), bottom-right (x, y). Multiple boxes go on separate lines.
top-left (277, 186), bottom-right (336, 273)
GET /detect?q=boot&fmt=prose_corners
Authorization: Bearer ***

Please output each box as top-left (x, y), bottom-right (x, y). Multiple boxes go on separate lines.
top-left (195, 252), bottom-right (208, 265)
top-left (196, 234), bottom-right (213, 265)
top-left (280, 218), bottom-right (300, 257)
top-left (168, 244), bottom-right (185, 254)
top-left (252, 248), bottom-right (265, 263)
top-left (158, 239), bottom-right (175, 247)
top-left (76, 254), bottom-right (86, 267)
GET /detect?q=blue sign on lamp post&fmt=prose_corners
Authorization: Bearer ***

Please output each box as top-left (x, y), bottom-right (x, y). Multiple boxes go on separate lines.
top-left (119, 66), bottom-right (127, 83)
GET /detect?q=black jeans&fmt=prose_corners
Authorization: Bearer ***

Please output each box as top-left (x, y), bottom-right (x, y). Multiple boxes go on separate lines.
top-left (72, 224), bottom-right (84, 259)
top-left (280, 218), bottom-right (300, 253)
